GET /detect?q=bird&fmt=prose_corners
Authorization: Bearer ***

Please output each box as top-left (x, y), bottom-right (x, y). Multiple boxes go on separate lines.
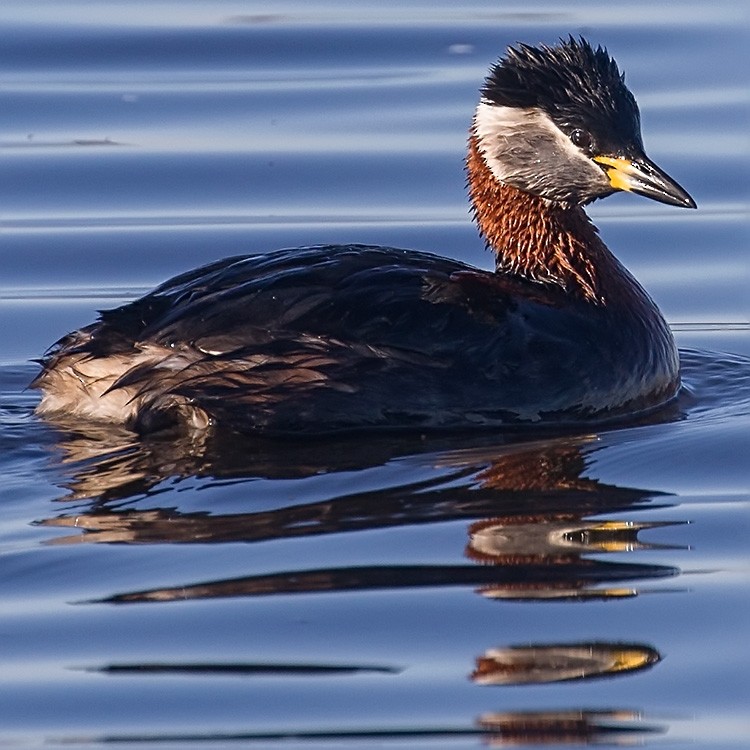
top-left (32, 37), bottom-right (696, 435)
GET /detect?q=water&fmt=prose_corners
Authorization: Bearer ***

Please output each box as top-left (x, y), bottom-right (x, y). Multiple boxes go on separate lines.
top-left (1, 2), bottom-right (748, 747)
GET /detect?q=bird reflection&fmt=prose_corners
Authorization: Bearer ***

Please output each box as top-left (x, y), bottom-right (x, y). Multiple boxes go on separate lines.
top-left (39, 422), bottom-right (684, 734)
top-left (38, 423), bottom-right (682, 606)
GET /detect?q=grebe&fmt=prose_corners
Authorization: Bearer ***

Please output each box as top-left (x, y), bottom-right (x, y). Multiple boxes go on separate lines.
top-left (33, 38), bottom-right (696, 435)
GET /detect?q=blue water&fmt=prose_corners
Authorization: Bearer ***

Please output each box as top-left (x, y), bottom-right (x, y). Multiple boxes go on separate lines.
top-left (0, 2), bottom-right (748, 747)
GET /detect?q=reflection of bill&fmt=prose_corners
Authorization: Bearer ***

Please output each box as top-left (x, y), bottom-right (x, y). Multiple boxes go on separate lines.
top-left (477, 709), bottom-right (665, 746)
top-left (472, 642), bottom-right (660, 685)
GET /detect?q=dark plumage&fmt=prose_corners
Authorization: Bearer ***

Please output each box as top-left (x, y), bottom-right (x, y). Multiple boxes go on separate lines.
top-left (32, 243), bottom-right (678, 434)
top-left (32, 38), bottom-right (695, 435)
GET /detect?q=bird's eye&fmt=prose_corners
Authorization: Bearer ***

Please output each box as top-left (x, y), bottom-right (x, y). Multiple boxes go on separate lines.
top-left (570, 129), bottom-right (592, 151)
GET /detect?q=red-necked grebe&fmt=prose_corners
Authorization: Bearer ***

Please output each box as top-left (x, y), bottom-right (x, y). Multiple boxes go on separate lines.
top-left (33, 37), bottom-right (696, 434)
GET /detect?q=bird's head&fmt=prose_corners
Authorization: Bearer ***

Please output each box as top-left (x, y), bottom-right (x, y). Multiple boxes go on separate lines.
top-left (472, 37), bottom-right (696, 209)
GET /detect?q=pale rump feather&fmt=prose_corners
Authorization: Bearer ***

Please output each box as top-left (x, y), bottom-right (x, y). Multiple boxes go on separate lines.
top-left (34, 338), bottom-right (196, 425)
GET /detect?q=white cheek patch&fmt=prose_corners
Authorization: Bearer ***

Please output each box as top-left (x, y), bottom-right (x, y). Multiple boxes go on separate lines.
top-left (473, 102), bottom-right (539, 182)
top-left (472, 101), bottom-right (595, 188)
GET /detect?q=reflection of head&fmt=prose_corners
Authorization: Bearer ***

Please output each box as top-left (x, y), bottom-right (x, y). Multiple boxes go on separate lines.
top-left (467, 517), bottom-right (678, 563)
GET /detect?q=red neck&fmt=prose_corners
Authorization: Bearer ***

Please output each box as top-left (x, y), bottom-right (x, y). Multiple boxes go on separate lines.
top-left (466, 133), bottom-right (620, 304)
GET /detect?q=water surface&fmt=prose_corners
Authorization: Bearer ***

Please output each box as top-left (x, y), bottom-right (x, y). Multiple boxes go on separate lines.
top-left (0, 2), bottom-right (748, 748)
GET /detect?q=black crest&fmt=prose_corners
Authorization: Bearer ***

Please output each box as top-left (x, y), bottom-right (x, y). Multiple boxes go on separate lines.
top-left (482, 37), bottom-right (643, 153)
